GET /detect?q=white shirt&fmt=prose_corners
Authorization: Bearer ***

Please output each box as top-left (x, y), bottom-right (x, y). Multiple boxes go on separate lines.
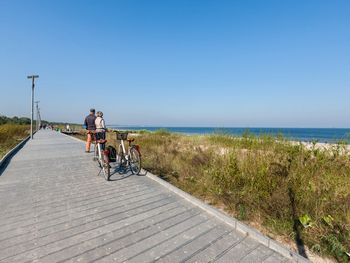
top-left (95, 117), bottom-right (106, 132)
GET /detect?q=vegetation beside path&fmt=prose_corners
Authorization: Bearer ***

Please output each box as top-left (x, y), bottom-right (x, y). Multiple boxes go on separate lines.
top-left (0, 124), bottom-right (29, 159)
top-left (71, 129), bottom-right (350, 262)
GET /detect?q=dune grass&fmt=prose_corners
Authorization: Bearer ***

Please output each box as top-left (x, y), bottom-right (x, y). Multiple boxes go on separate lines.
top-left (74, 129), bottom-right (350, 262)
top-left (0, 124), bottom-right (30, 159)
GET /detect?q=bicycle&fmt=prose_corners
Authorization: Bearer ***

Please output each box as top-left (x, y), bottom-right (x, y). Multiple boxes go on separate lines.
top-left (115, 132), bottom-right (141, 175)
top-left (92, 131), bottom-right (110, 181)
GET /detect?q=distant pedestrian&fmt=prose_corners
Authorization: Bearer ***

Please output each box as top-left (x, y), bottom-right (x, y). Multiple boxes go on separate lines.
top-left (84, 108), bottom-right (96, 152)
top-left (95, 111), bottom-right (107, 150)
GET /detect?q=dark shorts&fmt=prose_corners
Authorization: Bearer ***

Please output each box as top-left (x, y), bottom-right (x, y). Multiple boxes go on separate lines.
top-left (96, 132), bottom-right (106, 150)
top-left (95, 132), bottom-right (105, 141)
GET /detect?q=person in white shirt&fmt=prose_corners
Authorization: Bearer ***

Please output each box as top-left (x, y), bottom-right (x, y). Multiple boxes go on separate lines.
top-left (95, 111), bottom-right (107, 150)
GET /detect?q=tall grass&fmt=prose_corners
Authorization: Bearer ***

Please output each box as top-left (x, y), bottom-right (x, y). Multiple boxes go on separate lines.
top-left (0, 124), bottom-right (29, 159)
top-left (134, 131), bottom-right (349, 262)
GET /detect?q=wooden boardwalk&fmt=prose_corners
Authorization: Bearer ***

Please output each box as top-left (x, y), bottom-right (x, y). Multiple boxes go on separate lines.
top-left (0, 130), bottom-right (298, 263)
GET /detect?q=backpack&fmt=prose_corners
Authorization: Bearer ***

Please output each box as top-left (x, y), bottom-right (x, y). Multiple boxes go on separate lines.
top-left (107, 145), bottom-right (117, 162)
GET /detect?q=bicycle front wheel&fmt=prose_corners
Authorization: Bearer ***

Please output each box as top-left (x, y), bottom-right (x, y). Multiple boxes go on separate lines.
top-left (129, 147), bottom-right (141, 175)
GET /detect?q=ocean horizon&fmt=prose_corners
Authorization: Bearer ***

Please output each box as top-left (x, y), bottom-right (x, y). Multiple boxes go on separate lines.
top-left (108, 126), bottom-right (350, 144)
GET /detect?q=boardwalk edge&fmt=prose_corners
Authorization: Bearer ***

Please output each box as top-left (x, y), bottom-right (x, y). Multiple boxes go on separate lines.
top-left (0, 135), bottom-right (31, 171)
top-left (146, 170), bottom-right (310, 263)
top-left (60, 131), bottom-right (85, 143)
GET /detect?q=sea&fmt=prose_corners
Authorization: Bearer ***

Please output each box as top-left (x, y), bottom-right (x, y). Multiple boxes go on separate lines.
top-left (108, 126), bottom-right (350, 144)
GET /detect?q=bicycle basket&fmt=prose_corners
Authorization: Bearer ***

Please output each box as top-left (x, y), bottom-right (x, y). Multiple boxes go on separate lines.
top-left (116, 132), bottom-right (128, 140)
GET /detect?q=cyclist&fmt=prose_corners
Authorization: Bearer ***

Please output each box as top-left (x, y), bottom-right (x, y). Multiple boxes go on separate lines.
top-left (95, 111), bottom-right (107, 150)
top-left (84, 108), bottom-right (96, 153)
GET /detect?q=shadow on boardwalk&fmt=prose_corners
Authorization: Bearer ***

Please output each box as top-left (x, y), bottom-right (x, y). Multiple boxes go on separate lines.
top-left (99, 163), bottom-right (148, 181)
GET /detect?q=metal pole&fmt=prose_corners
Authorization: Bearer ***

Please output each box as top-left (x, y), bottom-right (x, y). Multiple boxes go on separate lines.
top-left (35, 101), bottom-right (40, 131)
top-left (38, 108), bottom-right (41, 129)
top-left (27, 75), bottom-right (39, 139)
top-left (36, 105), bottom-right (38, 131)
top-left (31, 79), bottom-right (34, 138)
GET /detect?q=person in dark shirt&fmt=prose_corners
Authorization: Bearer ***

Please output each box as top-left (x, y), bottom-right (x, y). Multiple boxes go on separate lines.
top-left (84, 108), bottom-right (96, 152)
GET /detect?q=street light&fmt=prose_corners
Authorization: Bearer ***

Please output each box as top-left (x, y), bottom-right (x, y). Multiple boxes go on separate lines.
top-left (35, 101), bottom-right (40, 131)
top-left (27, 75), bottom-right (39, 139)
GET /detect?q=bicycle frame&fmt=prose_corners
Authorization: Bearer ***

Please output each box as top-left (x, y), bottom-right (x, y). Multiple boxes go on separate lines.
top-left (94, 142), bottom-right (103, 161)
top-left (118, 138), bottom-right (140, 160)
top-left (92, 132), bottom-right (110, 180)
top-left (115, 132), bottom-right (141, 175)
top-left (120, 139), bottom-right (127, 159)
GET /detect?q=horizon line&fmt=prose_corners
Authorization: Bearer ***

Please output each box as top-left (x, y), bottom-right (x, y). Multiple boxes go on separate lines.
top-left (107, 125), bottom-right (350, 129)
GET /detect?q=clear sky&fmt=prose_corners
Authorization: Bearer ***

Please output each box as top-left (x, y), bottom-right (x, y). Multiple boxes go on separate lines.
top-left (0, 0), bottom-right (349, 127)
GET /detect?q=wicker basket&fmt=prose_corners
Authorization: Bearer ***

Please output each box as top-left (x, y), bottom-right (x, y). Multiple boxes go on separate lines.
top-left (116, 132), bottom-right (129, 140)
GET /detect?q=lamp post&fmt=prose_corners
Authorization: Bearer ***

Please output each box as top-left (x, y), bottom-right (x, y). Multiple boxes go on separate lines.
top-left (27, 75), bottom-right (39, 139)
top-left (35, 101), bottom-right (40, 131)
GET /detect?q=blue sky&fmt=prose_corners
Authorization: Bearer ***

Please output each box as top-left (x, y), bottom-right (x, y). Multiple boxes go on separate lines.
top-left (0, 0), bottom-right (349, 127)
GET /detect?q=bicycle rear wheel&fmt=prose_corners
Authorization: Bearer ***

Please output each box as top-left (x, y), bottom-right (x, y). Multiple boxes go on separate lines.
top-left (129, 147), bottom-right (141, 175)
